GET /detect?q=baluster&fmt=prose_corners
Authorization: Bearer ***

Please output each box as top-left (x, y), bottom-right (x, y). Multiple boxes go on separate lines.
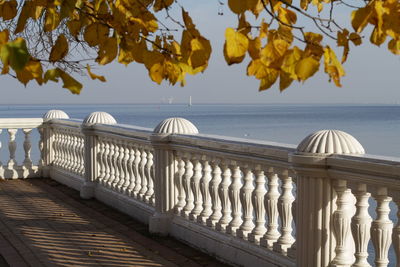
top-left (7, 129), bottom-right (18, 169)
top-left (97, 139), bottom-right (106, 183)
top-left (189, 158), bottom-right (203, 221)
top-left (107, 142), bottom-right (116, 188)
top-left (274, 170), bottom-right (295, 253)
top-left (144, 150), bottom-right (154, 203)
top-left (392, 193), bottom-right (400, 267)
top-left (60, 131), bottom-right (66, 168)
top-left (261, 169), bottom-right (280, 248)
top-left (133, 146), bottom-right (142, 198)
top-left (351, 183), bottom-right (372, 267)
top-left (139, 148), bottom-right (148, 200)
top-left (53, 131), bottom-right (59, 166)
top-left (0, 129), bottom-right (3, 177)
top-left (121, 144), bottom-right (131, 194)
top-left (115, 143), bottom-right (125, 191)
top-left (198, 156), bottom-right (212, 224)
top-left (70, 135), bottom-right (77, 173)
top-left (174, 155), bottom-right (186, 214)
top-left (249, 166), bottom-right (267, 244)
top-left (237, 165), bottom-right (255, 240)
top-left (102, 140), bottom-right (111, 185)
top-left (181, 155), bottom-right (194, 218)
top-left (22, 129), bottom-right (33, 168)
top-left (150, 164), bottom-right (155, 205)
top-left (80, 136), bottom-right (85, 175)
top-left (112, 142), bottom-right (121, 190)
top-left (331, 179), bottom-right (353, 266)
top-left (226, 163), bottom-right (242, 236)
top-left (38, 127), bottom-right (44, 167)
top-left (65, 131), bottom-right (72, 170)
top-left (371, 187), bottom-right (393, 267)
top-left (216, 162), bottom-right (232, 232)
top-left (127, 144), bottom-right (136, 196)
top-left (73, 135), bottom-right (80, 173)
top-left (206, 159), bottom-right (222, 228)
top-left (56, 131), bottom-right (62, 166)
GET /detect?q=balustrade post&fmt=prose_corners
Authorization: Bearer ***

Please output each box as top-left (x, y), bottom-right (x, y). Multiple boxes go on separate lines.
top-left (81, 112), bottom-right (117, 199)
top-left (41, 110), bottom-right (69, 177)
top-left (149, 118), bottom-right (198, 235)
top-left (292, 130), bottom-right (365, 267)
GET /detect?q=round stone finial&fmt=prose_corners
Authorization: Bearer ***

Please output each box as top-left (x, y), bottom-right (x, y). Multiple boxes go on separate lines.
top-left (43, 110), bottom-right (69, 121)
top-left (297, 130), bottom-right (365, 154)
top-left (154, 117), bottom-right (199, 134)
top-left (83, 112), bottom-right (117, 125)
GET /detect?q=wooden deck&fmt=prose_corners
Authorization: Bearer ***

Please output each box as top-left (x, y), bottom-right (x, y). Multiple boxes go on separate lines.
top-left (0, 179), bottom-right (227, 267)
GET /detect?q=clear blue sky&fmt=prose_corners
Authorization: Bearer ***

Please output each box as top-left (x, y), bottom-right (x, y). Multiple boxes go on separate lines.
top-left (1, 1), bottom-right (399, 104)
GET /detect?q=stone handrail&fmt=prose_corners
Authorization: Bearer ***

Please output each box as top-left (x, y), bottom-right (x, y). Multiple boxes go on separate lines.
top-left (0, 118), bottom-right (43, 179)
top-left (5, 111), bottom-right (400, 267)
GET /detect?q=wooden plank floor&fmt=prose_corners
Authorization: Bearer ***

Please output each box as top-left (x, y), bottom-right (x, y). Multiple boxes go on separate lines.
top-left (0, 179), bottom-right (227, 267)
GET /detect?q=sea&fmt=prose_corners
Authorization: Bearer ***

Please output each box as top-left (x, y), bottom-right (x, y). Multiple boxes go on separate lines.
top-left (1, 103), bottom-right (399, 264)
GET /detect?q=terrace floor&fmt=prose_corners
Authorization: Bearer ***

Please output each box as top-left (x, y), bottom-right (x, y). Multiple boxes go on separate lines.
top-left (0, 179), bottom-right (228, 267)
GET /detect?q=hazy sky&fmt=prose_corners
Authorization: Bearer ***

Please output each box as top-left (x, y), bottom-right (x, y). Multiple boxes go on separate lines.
top-left (1, 1), bottom-right (399, 104)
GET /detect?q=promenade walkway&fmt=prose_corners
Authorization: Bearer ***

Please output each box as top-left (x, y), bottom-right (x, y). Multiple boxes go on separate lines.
top-left (0, 179), bottom-right (227, 267)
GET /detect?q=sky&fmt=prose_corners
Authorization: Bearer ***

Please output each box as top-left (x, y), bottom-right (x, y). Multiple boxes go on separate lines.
top-left (1, 1), bottom-right (399, 105)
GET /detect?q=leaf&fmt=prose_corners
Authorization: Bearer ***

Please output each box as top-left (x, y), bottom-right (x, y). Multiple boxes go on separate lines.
top-left (259, 68), bottom-right (279, 91)
top-left (248, 37), bottom-right (261, 60)
top-left (0, 29), bottom-right (9, 45)
top-left (44, 68), bottom-right (82, 94)
top-left (96, 37), bottom-right (117, 65)
top-left (295, 57), bottom-right (320, 81)
top-left (0, 38), bottom-right (30, 71)
top-left (84, 23), bottom-right (109, 47)
top-left (228, 0), bottom-right (247, 14)
top-left (351, 6), bottom-right (372, 33)
top-left (224, 27), bottom-right (249, 65)
top-left (49, 34), bottom-right (69, 62)
top-left (349, 32), bottom-right (362, 46)
top-left (86, 65), bottom-right (106, 82)
top-left (0, 0), bottom-right (17, 20)
top-left (15, 1), bottom-right (33, 34)
top-left (190, 37), bottom-right (211, 69)
top-left (16, 59), bottom-right (43, 86)
top-left (153, 0), bottom-right (173, 12)
top-left (44, 8), bottom-right (61, 32)
top-left (182, 8), bottom-right (195, 30)
top-left (144, 51), bottom-right (164, 84)
top-left (281, 47), bottom-right (303, 79)
top-left (323, 46), bottom-right (345, 87)
top-left (388, 39), bottom-right (400, 55)
top-left (279, 71), bottom-right (293, 91)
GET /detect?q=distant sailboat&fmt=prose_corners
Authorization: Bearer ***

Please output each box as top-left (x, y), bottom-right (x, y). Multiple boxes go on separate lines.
top-left (188, 96), bottom-right (192, 107)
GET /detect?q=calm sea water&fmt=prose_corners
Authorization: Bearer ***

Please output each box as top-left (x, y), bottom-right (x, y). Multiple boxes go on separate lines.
top-left (0, 103), bottom-right (399, 157)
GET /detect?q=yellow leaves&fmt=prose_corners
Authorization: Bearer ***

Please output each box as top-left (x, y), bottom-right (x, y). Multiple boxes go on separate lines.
top-left (351, 6), bottom-right (372, 33)
top-left (44, 68), bottom-right (82, 94)
top-left (278, 7), bottom-right (297, 25)
top-left (86, 65), bottom-right (106, 82)
top-left (0, 38), bottom-right (30, 71)
top-left (96, 37), bottom-right (117, 65)
top-left (0, 29), bottom-right (9, 45)
top-left (224, 28), bottom-right (249, 65)
top-left (153, 0), bottom-right (173, 12)
top-left (49, 34), bottom-right (69, 62)
top-left (16, 59), bottom-right (43, 86)
top-left (228, 0), bottom-right (247, 14)
top-left (388, 39), bottom-right (400, 55)
top-left (0, 0), bottom-right (17, 20)
top-left (295, 57), bottom-right (319, 81)
top-left (323, 46), bottom-right (345, 87)
top-left (84, 23), bottom-right (109, 47)
top-left (44, 8), bottom-right (61, 32)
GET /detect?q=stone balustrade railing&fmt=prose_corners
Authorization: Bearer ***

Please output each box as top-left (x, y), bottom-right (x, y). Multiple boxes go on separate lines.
top-left (0, 118), bottom-right (43, 179)
top-left (3, 110), bottom-right (400, 267)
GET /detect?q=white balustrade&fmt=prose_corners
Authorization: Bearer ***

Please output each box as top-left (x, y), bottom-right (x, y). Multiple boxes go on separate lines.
top-left (4, 114), bottom-right (400, 267)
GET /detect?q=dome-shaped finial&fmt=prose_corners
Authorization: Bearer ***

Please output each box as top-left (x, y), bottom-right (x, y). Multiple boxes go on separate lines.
top-left (154, 117), bottom-right (198, 134)
top-left (43, 110), bottom-right (69, 121)
top-left (297, 130), bottom-right (365, 154)
top-left (83, 112), bottom-right (117, 125)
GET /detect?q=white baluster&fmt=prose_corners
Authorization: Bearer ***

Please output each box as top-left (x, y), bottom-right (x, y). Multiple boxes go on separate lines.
top-left (97, 139), bottom-right (106, 183)
top-left (133, 146), bottom-right (142, 198)
top-left (216, 162), bottom-right (232, 232)
top-left (274, 170), bottom-right (295, 253)
top-left (74, 135), bottom-right (80, 173)
top-left (261, 170), bottom-right (280, 248)
top-left (127, 144), bottom-right (136, 196)
top-left (174, 155), bottom-right (186, 214)
top-left (65, 131), bottom-right (72, 170)
top-left (181, 156), bottom-right (194, 219)
top-left (206, 159), bottom-right (222, 228)
top-left (7, 129), bottom-right (18, 169)
top-left (144, 150), bottom-right (154, 203)
top-left (139, 148), bottom-right (148, 200)
top-left (392, 193), bottom-right (400, 267)
top-left (237, 165), bottom-right (255, 240)
top-left (189, 158), bottom-right (203, 221)
top-left (226, 163), bottom-right (242, 236)
top-left (198, 157), bottom-right (212, 224)
top-left (117, 143), bottom-right (127, 192)
top-left (38, 127), bottom-right (44, 167)
top-left (112, 142), bottom-right (121, 190)
top-left (351, 183), bottom-right (372, 267)
top-left (331, 179), bottom-right (353, 266)
top-left (249, 166), bottom-right (267, 244)
top-left (107, 142), bottom-right (116, 188)
top-left (121, 144), bottom-right (131, 194)
top-left (102, 140), bottom-right (111, 185)
top-left (371, 187), bottom-right (393, 267)
top-left (22, 128), bottom-right (33, 168)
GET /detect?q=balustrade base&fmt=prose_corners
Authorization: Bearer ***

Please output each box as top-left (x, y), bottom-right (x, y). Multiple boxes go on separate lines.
top-left (0, 165), bottom-right (39, 179)
top-left (149, 212), bottom-right (172, 236)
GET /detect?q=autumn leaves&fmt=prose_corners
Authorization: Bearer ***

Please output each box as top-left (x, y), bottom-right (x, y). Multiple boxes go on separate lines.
top-left (0, 0), bottom-right (399, 93)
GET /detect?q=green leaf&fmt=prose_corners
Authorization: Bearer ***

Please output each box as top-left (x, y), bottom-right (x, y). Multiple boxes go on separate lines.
top-left (0, 38), bottom-right (30, 71)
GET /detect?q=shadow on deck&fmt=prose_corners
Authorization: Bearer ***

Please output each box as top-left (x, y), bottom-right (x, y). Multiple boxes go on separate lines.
top-left (0, 179), bottom-right (228, 267)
